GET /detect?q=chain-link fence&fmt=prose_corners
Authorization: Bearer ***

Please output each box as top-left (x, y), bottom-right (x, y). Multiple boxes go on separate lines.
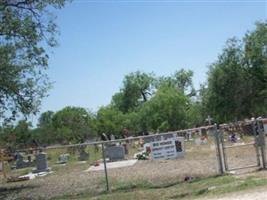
top-left (0, 126), bottom-right (221, 199)
top-left (218, 118), bottom-right (267, 173)
top-left (1, 120), bottom-right (267, 199)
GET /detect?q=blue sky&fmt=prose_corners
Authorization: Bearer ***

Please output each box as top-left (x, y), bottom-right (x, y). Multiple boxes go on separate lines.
top-left (37, 0), bottom-right (266, 119)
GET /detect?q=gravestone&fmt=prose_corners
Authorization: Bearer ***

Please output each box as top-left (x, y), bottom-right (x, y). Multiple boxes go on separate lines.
top-left (199, 128), bottom-right (202, 136)
top-left (16, 153), bottom-right (34, 169)
top-left (105, 146), bottom-right (125, 161)
top-left (33, 152), bottom-right (50, 173)
top-left (57, 154), bottom-right (69, 164)
top-left (163, 133), bottom-right (176, 140)
top-left (207, 128), bottom-right (214, 136)
top-left (78, 150), bottom-right (89, 161)
top-left (186, 131), bottom-right (192, 140)
top-left (16, 153), bottom-right (25, 169)
top-left (143, 136), bottom-right (155, 144)
top-left (110, 134), bottom-right (115, 140)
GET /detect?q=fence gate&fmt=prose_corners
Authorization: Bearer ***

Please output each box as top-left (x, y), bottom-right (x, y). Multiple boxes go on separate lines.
top-left (216, 119), bottom-right (266, 174)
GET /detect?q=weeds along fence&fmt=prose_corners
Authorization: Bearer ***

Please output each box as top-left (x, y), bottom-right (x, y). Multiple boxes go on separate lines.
top-left (1, 120), bottom-right (266, 199)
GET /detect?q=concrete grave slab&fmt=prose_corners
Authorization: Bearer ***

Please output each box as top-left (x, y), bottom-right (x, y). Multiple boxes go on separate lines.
top-left (86, 159), bottom-right (137, 172)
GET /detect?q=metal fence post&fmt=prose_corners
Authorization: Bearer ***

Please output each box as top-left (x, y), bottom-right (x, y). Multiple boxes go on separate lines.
top-left (220, 129), bottom-right (228, 171)
top-left (252, 120), bottom-right (261, 167)
top-left (101, 143), bottom-right (110, 192)
top-left (213, 125), bottom-right (224, 175)
top-left (257, 120), bottom-right (266, 169)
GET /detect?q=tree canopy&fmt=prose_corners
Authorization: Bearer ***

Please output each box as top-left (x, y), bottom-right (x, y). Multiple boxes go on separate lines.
top-left (203, 21), bottom-right (267, 123)
top-left (111, 71), bottom-right (155, 113)
top-left (0, 0), bottom-right (67, 122)
top-left (0, 20), bottom-right (266, 147)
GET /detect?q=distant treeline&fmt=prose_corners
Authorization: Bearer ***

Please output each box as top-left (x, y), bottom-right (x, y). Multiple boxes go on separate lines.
top-left (0, 21), bottom-right (266, 148)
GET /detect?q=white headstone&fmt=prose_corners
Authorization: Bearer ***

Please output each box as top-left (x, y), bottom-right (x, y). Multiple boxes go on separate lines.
top-left (199, 128), bottom-right (202, 136)
top-left (110, 134), bottom-right (115, 140)
top-left (187, 131), bottom-right (192, 140)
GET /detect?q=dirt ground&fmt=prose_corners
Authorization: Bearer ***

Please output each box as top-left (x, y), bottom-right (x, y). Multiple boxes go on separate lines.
top-left (0, 138), bottom-right (263, 200)
top-left (203, 185), bottom-right (267, 200)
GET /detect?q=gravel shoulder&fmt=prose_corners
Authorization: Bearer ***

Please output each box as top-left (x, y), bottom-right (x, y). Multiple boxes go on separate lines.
top-left (203, 185), bottom-right (267, 200)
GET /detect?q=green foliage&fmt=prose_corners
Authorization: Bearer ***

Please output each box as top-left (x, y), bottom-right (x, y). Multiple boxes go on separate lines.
top-left (139, 86), bottom-right (189, 132)
top-left (0, 120), bottom-right (33, 149)
top-left (32, 110), bottom-right (55, 144)
top-left (52, 106), bottom-right (94, 144)
top-left (243, 21), bottom-right (267, 115)
top-left (14, 120), bottom-right (33, 147)
top-left (187, 101), bottom-right (204, 127)
top-left (205, 38), bottom-right (247, 122)
top-left (111, 71), bottom-right (155, 113)
top-left (0, 0), bottom-right (68, 122)
top-left (204, 21), bottom-right (267, 122)
top-left (1, 20), bottom-right (266, 147)
top-left (38, 110), bottom-right (54, 128)
top-left (157, 69), bottom-right (195, 96)
top-left (94, 106), bottom-right (125, 137)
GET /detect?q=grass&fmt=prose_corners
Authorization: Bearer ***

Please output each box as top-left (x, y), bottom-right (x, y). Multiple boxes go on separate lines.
top-left (52, 174), bottom-right (267, 200)
top-left (45, 145), bottom-right (102, 166)
top-left (3, 136), bottom-right (264, 200)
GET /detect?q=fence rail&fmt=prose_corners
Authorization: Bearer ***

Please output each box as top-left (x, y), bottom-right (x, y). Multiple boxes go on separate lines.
top-left (17, 124), bottom-right (215, 152)
top-left (2, 118), bottom-right (267, 199)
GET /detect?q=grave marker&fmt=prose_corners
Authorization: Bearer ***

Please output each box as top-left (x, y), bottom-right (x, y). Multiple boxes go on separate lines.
top-left (105, 146), bottom-right (125, 161)
top-left (78, 149), bottom-right (89, 161)
top-left (16, 153), bottom-right (34, 169)
top-left (33, 152), bottom-right (50, 173)
top-left (57, 154), bottom-right (69, 164)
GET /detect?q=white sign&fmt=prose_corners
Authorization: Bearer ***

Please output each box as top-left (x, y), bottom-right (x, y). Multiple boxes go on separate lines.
top-left (263, 119), bottom-right (267, 134)
top-left (150, 137), bottom-right (184, 160)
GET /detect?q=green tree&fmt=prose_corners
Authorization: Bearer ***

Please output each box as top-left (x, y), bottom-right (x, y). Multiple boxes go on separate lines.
top-left (38, 110), bottom-right (54, 128)
top-left (94, 106), bottom-right (125, 137)
top-left (0, 0), bottom-right (68, 122)
top-left (0, 120), bottom-right (33, 149)
top-left (187, 101), bottom-right (204, 127)
top-left (52, 107), bottom-right (94, 144)
top-left (204, 21), bottom-right (267, 122)
top-left (14, 120), bottom-right (32, 147)
top-left (32, 110), bottom-right (55, 144)
top-left (206, 38), bottom-right (246, 122)
top-left (157, 69), bottom-right (196, 96)
top-left (140, 86), bottom-right (189, 132)
top-left (243, 21), bottom-right (267, 116)
top-left (112, 71), bottom-right (155, 113)
top-left (0, 123), bottom-right (15, 148)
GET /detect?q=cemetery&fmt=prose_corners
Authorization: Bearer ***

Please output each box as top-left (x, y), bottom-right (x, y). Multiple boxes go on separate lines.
top-left (0, 119), bottom-right (266, 199)
top-left (0, 0), bottom-right (266, 199)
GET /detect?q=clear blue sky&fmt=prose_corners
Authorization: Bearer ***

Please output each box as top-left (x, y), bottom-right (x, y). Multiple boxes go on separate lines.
top-left (37, 0), bottom-right (266, 119)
